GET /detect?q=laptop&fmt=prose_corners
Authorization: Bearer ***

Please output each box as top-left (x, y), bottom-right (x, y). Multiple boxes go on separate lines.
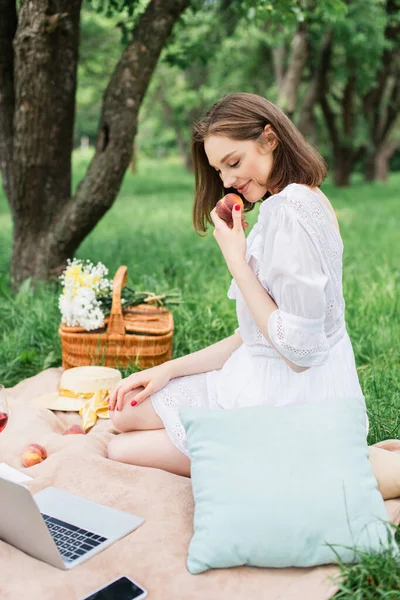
top-left (0, 477), bottom-right (144, 570)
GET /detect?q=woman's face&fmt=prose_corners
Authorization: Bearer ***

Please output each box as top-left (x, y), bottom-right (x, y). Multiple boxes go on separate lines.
top-left (204, 128), bottom-right (275, 202)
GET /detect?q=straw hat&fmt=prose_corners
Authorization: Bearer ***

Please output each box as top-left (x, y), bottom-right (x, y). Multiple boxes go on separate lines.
top-left (31, 366), bottom-right (122, 431)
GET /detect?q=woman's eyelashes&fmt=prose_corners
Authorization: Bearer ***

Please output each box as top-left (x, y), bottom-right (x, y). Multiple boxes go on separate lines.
top-left (215, 160), bottom-right (240, 174)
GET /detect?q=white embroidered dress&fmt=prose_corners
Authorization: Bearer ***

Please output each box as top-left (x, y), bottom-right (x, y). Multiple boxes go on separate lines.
top-left (150, 183), bottom-right (367, 457)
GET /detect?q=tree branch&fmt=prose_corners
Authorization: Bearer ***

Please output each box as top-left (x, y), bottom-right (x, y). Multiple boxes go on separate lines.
top-left (382, 72), bottom-right (400, 140)
top-left (363, 0), bottom-right (400, 145)
top-left (52, 0), bottom-right (190, 258)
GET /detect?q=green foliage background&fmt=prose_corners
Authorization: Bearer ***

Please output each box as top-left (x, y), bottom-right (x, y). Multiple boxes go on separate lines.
top-left (75, 0), bottom-right (400, 172)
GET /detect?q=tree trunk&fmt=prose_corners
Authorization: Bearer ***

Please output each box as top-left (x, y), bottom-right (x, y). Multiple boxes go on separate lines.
top-left (362, 0), bottom-right (400, 182)
top-left (364, 153), bottom-right (376, 182)
top-left (0, 0), bottom-right (17, 205)
top-left (297, 30), bottom-right (332, 136)
top-left (319, 48), bottom-right (366, 187)
top-left (50, 0), bottom-right (190, 281)
top-left (332, 149), bottom-right (353, 187)
top-left (364, 139), bottom-right (400, 182)
top-left (277, 23), bottom-right (308, 118)
top-left (375, 149), bottom-right (390, 181)
top-left (1, 0), bottom-right (190, 289)
top-left (10, 1), bottom-right (82, 286)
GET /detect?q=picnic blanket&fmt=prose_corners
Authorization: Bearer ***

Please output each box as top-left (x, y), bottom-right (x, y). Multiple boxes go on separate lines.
top-left (1, 367), bottom-right (400, 600)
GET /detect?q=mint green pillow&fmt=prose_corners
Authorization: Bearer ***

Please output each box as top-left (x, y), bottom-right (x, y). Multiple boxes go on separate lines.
top-left (179, 401), bottom-right (398, 574)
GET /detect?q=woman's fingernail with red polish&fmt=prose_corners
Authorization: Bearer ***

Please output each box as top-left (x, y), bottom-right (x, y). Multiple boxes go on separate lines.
top-left (131, 400), bottom-right (137, 407)
top-left (235, 204), bottom-right (241, 211)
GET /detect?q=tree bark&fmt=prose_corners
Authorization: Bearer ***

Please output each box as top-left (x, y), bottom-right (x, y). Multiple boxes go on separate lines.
top-left (375, 141), bottom-right (399, 180)
top-left (362, 0), bottom-right (400, 181)
top-left (6, 0), bottom-right (82, 287)
top-left (2, 0), bottom-right (190, 288)
top-left (0, 0), bottom-right (17, 205)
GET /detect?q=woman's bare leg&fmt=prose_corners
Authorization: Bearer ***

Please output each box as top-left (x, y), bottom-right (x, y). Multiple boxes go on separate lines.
top-left (107, 429), bottom-right (191, 477)
top-left (107, 386), bottom-right (191, 477)
top-left (369, 445), bottom-right (400, 500)
top-left (108, 390), bottom-right (400, 489)
top-left (109, 387), bottom-right (164, 432)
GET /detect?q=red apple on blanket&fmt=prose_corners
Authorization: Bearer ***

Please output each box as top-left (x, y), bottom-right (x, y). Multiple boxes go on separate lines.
top-left (22, 443), bottom-right (47, 467)
top-left (216, 194), bottom-right (247, 229)
top-left (63, 424), bottom-right (85, 435)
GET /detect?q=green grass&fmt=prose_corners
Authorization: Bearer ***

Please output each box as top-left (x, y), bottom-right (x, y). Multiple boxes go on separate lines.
top-left (1, 150), bottom-right (400, 597)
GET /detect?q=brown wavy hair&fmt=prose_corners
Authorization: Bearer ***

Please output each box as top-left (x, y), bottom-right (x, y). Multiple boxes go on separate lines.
top-left (191, 92), bottom-right (327, 236)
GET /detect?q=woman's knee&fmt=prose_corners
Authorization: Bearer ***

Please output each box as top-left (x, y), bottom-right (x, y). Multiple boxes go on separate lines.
top-left (109, 387), bottom-right (146, 432)
top-left (109, 409), bottom-right (130, 433)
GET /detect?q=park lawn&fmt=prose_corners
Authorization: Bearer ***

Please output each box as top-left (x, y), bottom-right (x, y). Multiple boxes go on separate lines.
top-left (0, 151), bottom-right (399, 597)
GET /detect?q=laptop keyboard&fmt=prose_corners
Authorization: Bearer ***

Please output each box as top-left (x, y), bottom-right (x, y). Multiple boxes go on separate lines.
top-left (41, 513), bottom-right (108, 562)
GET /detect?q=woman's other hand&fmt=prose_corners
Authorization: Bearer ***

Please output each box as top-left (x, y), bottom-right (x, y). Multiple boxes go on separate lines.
top-left (108, 363), bottom-right (172, 412)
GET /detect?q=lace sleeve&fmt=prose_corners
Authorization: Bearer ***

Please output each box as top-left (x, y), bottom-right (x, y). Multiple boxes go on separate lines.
top-left (260, 205), bottom-right (330, 368)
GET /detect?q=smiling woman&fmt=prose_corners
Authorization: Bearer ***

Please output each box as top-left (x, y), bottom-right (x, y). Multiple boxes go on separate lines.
top-left (191, 92), bottom-right (327, 235)
top-left (105, 92), bottom-right (398, 503)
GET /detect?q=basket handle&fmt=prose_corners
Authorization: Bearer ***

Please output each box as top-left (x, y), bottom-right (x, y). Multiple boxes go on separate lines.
top-left (107, 265), bottom-right (128, 335)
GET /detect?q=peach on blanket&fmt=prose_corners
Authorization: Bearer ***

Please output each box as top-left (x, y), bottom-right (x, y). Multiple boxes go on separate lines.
top-left (1, 367), bottom-right (400, 600)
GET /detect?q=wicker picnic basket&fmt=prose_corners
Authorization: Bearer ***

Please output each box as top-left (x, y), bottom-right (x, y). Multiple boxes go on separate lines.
top-left (59, 265), bottom-right (174, 370)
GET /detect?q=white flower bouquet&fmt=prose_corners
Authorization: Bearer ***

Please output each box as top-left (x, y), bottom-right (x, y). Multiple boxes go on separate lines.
top-left (59, 258), bottom-right (182, 331)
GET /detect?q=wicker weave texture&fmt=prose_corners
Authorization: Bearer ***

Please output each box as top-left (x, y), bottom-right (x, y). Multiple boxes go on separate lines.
top-left (59, 266), bottom-right (174, 370)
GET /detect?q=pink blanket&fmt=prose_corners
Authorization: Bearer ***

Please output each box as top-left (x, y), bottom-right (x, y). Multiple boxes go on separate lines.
top-left (1, 368), bottom-right (399, 600)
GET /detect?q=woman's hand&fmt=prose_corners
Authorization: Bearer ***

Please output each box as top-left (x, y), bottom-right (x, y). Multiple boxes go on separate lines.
top-left (210, 203), bottom-right (248, 275)
top-left (108, 363), bottom-right (172, 412)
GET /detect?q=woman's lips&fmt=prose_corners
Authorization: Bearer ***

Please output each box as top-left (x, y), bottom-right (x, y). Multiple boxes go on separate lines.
top-left (237, 181), bottom-right (250, 194)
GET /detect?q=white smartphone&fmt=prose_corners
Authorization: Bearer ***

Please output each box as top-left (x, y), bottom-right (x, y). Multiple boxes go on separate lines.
top-left (81, 575), bottom-right (147, 600)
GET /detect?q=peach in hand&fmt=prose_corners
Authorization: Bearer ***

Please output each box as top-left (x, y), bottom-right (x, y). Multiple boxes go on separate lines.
top-left (216, 194), bottom-right (247, 229)
top-left (22, 443), bottom-right (48, 467)
top-left (62, 424), bottom-right (85, 435)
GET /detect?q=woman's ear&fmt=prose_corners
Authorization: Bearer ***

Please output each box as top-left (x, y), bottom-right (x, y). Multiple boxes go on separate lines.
top-left (263, 124), bottom-right (278, 151)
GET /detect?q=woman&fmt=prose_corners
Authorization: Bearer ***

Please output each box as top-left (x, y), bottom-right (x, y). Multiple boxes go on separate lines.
top-left (106, 93), bottom-right (399, 498)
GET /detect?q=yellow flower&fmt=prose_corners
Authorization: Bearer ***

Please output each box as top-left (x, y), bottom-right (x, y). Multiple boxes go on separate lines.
top-left (65, 265), bottom-right (82, 280)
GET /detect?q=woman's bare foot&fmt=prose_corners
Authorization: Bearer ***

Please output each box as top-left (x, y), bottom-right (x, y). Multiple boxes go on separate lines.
top-left (369, 442), bottom-right (400, 500)
top-left (373, 439), bottom-right (400, 454)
